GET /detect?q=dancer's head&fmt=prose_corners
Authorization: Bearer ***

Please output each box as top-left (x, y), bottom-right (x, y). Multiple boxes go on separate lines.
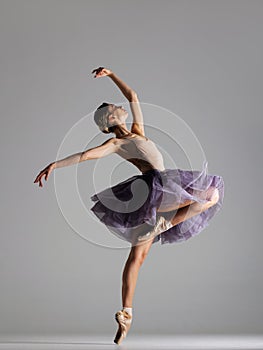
top-left (94, 102), bottom-right (128, 134)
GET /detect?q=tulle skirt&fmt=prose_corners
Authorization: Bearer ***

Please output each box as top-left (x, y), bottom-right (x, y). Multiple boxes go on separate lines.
top-left (90, 161), bottom-right (224, 245)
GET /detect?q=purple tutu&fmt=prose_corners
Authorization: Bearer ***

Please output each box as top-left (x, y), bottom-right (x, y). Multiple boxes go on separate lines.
top-left (90, 161), bottom-right (224, 245)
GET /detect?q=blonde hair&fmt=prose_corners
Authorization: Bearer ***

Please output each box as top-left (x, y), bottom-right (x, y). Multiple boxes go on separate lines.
top-left (94, 102), bottom-right (112, 134)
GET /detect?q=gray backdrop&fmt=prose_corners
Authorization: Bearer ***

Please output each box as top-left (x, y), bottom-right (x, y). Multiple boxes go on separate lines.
top-left (0, 0), bottom-right (262, 339)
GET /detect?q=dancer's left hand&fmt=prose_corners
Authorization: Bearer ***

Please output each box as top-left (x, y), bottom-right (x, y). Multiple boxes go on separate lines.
top-left (91, 67), bottom-right (112, 78)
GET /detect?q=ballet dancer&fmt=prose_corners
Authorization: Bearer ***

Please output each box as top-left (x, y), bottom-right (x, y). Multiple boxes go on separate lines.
top-left (34, 67), bottom-right (224, 345)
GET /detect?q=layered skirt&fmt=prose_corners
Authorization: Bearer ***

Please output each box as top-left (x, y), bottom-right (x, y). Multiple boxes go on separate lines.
top-left (90, 161), bottom-right (224, 245)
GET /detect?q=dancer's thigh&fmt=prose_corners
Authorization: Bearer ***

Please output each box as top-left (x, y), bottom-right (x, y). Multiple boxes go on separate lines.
top-left (157, 198), bottom-right (195, 212)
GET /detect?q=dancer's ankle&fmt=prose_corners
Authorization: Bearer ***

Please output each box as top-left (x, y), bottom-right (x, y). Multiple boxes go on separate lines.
top-left (122, 307), bottom-right (132, 317)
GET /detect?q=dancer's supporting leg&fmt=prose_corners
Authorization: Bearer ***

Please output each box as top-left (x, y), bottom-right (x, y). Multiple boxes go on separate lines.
top-left (114, 237), bottom-right (154, 345)
top-left (122, 236), bottom-right (154, 308)
top-left (115, 238), bottom-right (153, 346)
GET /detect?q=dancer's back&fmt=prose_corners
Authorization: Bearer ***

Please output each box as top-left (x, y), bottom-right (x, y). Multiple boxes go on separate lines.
top-left (115, 134), bottom-right (165, 173)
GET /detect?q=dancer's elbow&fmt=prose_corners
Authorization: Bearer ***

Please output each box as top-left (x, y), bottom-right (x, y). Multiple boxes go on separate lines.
top-left (129, 91), bottom-right (138, 102)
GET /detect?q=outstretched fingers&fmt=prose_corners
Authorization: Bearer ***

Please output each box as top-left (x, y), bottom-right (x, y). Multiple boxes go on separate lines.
top-left (34, 171), bottom-right (46, 187)
top-left (33, 164), bottom-right (53, 188)
top-left (91, 67), bottom-right (104, 78)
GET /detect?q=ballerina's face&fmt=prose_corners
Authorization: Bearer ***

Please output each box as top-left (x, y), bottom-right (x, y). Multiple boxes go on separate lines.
top-left (106, 104), bottom-right (128, 127)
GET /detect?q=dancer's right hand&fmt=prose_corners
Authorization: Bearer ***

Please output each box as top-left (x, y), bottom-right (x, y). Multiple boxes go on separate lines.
top-left (33, 162), bottom-right (55, 188)
top-left (91, 67), bottom-right (112, 78)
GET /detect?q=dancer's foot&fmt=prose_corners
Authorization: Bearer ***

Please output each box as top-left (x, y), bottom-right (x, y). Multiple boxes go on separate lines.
top-left (137, 215), bottom-right (173, 242)
top-left (113, 310), bottom-right (132, 345)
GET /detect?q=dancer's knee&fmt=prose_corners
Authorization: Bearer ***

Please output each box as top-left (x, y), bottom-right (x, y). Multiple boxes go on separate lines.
top-left (208, 188), bottom-right (219, 205)
top-left (199, 188), bottom-right (219, 211)
top-left (129, 246), bottom-right (150, 266)
top-left (132, 252), bottom-right (148, 266)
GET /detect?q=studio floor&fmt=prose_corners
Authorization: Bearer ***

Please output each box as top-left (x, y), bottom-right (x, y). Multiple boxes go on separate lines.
top-left (0, 335), bottom-right (263, 350)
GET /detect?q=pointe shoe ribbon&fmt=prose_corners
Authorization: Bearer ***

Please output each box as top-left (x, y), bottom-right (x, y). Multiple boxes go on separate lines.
top-left (113, 310), bottom-right (132, 345)
top-left (137, 215), bottom-right (173, 242)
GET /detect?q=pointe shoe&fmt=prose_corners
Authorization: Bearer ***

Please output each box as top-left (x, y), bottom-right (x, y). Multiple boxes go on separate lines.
top-left (113, 310), bottom-right (132, 345)
top-left (137, 215), bottom-right (173, 242)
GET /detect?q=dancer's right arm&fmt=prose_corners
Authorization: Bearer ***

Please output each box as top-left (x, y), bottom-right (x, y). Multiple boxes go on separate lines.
top-left (33, 138), bottom-right (118, 187)
top-left (80, 137), bottom-right (118, 162)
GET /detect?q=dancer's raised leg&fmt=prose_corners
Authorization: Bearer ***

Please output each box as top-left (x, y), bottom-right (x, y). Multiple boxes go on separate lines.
top-left (157, 198), bottom-right (195, 212)
top-left (138, 187), bottom-right (220, 242)
top-left (169, 187), bottom-right (220, 226)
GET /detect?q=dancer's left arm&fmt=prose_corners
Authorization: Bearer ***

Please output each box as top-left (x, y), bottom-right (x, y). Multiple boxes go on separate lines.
top-left (92, 67), bottom-right (145, 136)
top-left (92, 67), bottom-right (135, 100)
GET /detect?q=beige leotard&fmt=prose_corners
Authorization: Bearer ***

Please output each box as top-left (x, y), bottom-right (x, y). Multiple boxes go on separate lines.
top-left (115, 134), bottom-right (165, 174)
